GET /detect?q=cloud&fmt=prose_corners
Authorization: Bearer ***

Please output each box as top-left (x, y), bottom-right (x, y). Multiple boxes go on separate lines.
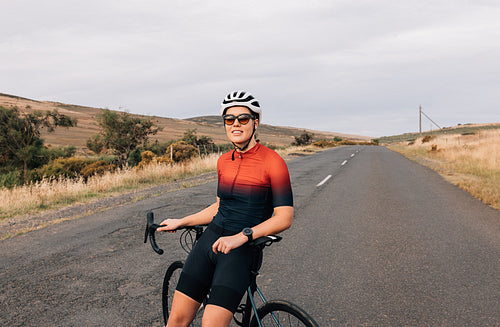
top-left (1, 0), bottom-right (499, 136)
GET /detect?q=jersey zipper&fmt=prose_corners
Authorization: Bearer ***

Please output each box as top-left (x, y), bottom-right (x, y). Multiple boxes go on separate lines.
top-left (230, 154), bottom-right (242, 194)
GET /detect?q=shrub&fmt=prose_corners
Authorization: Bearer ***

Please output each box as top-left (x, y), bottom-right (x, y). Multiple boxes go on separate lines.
top-left (137, 150), bottom-right (175, 169)
top-left (0, 171), bottom-right (21, 188)
top-left (292, 131), bottom-right (314, 146)
top-left (338, 140), bottom-right (357, 145)
top-left (127, 149), bottom-right (142, 167)
top-left (37, 157), bottom-right (96, 180)
top-left (45, 145), bottom-right (76, 160)
top-left (422, 135), bottom-right (433, 143)
top-left (141, 151), bottom-right (156, 163)
top-left (136, 151), bottom-right (156, 169)
top-left (81, 160), bottom-right (116, 180)
top-left (170, 141), bottom-right (199, 162)
top-left (146, 140), bottom-right (172, 156)
top-left (156, 155), bottom-right (174, 165)
top-left (313, 139), bottom-right (336, 148)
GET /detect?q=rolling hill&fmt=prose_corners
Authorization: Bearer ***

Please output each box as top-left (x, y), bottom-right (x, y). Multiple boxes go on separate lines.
top-left (379, 123), bottom-right (500, 144)
top-left (0, 93), bottom-right (372, 152)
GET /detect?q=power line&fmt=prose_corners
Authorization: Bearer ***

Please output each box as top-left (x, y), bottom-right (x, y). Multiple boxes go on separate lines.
top-left (419, 105), bottom-right (441, 135)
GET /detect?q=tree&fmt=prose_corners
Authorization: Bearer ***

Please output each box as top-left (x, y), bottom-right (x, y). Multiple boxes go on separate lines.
top-left (0, 106), bottom-right (77, 183)
top-left (87, 109), bottom-right (161, 166)
top-left (182, 129), bottom-right (214, 146)
top-left (292, 131), bottom-right (314, 146)
top-left (182, 129), bottom-right (198, 146)
top-left (86, 134), bottom-right (105, 154)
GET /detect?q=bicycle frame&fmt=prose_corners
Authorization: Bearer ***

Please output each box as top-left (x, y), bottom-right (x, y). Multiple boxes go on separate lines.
top-left (243, 284), bottom-right (285, 327)
top-left (249, 285), bottom-right (268, 327)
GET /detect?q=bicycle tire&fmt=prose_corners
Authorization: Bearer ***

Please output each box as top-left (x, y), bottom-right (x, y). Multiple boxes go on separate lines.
top-left (250, 300), bottom-right (319, 327)
top-left (162, 261), bottom-right (204, 327)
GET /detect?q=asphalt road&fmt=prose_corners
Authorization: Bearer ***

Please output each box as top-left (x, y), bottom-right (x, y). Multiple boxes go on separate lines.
top-left (1, 146), bottom-right (499, 326)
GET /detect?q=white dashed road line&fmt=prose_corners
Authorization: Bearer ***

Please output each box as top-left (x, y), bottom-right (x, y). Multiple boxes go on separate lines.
top-left (317, 150), bottom-right (359, 187)
top-left (316, 175), bottom-right (332, 187)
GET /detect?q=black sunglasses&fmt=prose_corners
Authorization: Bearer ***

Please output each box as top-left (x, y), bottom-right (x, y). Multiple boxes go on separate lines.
top-left (223, 113), bottom-right (255, 126)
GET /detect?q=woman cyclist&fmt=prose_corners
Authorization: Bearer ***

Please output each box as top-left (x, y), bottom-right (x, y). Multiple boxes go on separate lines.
top-left (157, 91), bottom-right (294, 327)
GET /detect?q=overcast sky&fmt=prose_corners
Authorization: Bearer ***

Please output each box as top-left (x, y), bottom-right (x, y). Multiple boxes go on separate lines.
top-left (1, 0), bottom-right (499, 137)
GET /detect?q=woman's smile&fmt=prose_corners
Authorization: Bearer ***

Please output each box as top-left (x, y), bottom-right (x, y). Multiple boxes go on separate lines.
top-left (224, 106), bottom-right (258, 150)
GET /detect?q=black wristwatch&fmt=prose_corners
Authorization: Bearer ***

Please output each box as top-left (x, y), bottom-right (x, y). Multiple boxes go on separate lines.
top-left (242, 227), bottom-right (253, 242)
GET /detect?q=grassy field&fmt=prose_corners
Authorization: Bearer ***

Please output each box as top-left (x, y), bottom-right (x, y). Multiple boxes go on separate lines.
top-left (379, 123), bottom-right (500, 144)
top-left (389, 129), bottom-right (500, 211)
top-left (0, 154), bottom-right (219, 221)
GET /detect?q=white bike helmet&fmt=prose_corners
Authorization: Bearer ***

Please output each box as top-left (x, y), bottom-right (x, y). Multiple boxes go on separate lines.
top-left (220, 91), bottom-right (262, 121)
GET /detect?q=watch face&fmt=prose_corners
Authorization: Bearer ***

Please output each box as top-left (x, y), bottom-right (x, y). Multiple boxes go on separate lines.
top-left (243, 228), bottom-right (252, 236)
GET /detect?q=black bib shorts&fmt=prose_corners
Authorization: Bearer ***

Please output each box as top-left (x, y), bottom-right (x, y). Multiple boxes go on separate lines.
top-left (176, 223), bottom-right (262, 313)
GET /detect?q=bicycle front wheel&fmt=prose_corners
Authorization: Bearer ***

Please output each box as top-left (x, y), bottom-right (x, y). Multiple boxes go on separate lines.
top-left (162, 261), bottom-right (204, 327)
top-left (250, 300), bottom-right (318, 327)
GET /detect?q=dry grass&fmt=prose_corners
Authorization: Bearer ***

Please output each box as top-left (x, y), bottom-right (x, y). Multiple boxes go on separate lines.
top-left (389, 129), bottom-right (500, 210)
top-left (0, 153), bottom-right (219, 220)
top-left (0, 145), bottom-right (324, 221)
top-left (275, 145), bottom-right (324, 157)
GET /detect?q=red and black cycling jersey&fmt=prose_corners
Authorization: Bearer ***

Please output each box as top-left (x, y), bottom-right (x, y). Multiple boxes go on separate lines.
top-left (212, 143), bottom-right (293, 232)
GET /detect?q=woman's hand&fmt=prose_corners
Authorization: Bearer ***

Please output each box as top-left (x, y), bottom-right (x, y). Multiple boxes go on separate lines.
top-left (212, 233), bottom-right (247, 254)
top-left (157, 219), bottom-right (184, 232)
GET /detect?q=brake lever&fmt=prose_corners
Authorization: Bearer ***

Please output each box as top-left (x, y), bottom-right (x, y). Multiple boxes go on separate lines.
top-left (144, 211), bottom-right (164, 255)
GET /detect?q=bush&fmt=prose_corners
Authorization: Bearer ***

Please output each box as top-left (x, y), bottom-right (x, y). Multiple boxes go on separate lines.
top-left (0, 171), bottom-right (21, 188)
top-left (170, 141), bottom-right (199, 162)
top-left (137, 142), bottom-right (198, 167)
top-left (81, 160), bottom-right (116, 180)
top-left (141, 151), bottom-right (156, 163)
top-left (422, 135), bottom-right (433, 143)
top-left (313, 139), bottom-right (337, 148)
top-left (137, 150), bottom-right (175, 169)
top-left (37, 157), bottom-right (96, 180)
top-left (292, 131), bottom-right (314, 146)
top-left (337, 140), bottom-right (357, 145)
top-left (45, 145), bottom-right (76, 160)
top-left (127, 149), bottom-right (142, 167)
top-left (146, 140), bottom-right (172, 156)
top-left (156, 155), bottom-right (174, 165)
top-left (26, 145), bottom-right (78, 170)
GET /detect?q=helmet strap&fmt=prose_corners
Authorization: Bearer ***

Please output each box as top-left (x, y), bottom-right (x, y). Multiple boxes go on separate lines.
top-left (231, 123), bottom-right (257, 160)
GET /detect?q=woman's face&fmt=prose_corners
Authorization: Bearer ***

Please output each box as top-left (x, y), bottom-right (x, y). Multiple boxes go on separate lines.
top-left (224, 106), bottom-right (259, 147)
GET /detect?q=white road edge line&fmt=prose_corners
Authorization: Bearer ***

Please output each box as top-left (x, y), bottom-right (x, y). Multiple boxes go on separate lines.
top-left (341, 160), bottom-right (348, 166)
top-left (351, 153), bottom-right (355, 157)
top-left (316, 175), bottom-right (332, 187)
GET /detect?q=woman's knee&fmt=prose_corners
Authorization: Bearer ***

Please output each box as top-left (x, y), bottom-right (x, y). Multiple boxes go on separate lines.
top-left (202, 304), bottom-right (233, 327)
top-left (166, 291), bottom-right (200, 327)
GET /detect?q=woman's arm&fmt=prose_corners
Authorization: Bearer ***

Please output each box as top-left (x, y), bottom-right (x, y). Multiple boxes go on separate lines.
top-left (250, 205), bottom-right (293, 239)
top-left (157, 197), bottom-right (220, 232)
top-left (211, 205), bottom-right (293, 254)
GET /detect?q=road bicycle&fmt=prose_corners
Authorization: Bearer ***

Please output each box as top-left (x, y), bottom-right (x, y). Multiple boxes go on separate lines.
top-left (144, 211), bottom-right (319, 327)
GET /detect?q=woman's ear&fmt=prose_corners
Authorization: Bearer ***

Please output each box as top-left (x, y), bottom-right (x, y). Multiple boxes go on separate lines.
top-left (254, 118), bottom-right (259, 129)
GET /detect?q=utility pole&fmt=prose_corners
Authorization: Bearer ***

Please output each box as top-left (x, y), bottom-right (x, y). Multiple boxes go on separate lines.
top-left (419, 105), bottom-right (422, 136)
top-left (418, 106), bottom-right (442, 133)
